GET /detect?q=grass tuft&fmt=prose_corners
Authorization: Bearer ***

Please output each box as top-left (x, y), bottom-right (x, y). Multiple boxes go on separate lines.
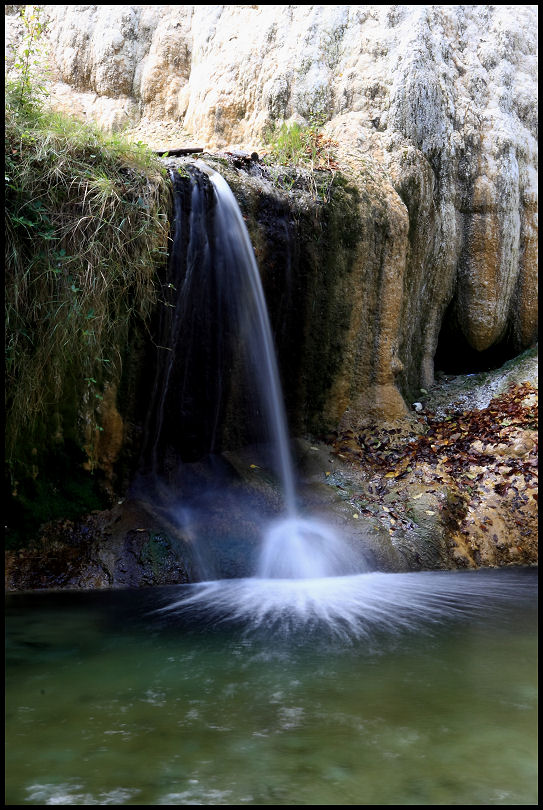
top-left (262, 118), bottom-right (339, 171)
top-left (261, 119), bottom-right (340, 200)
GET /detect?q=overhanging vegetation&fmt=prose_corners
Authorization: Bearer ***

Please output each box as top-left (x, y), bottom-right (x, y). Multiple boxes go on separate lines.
top-left (5, 81), bottom-right (170, 541)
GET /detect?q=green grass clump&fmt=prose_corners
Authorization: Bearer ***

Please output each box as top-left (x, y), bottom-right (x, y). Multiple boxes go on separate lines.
top-left (262, 118), bottom-right (338, 171)
top-left (5, 87), bottom-right (170, 479)
top-left (261, 119), bottom-right (340, 201)
top-left (263, 121), bottom-right (306, 165)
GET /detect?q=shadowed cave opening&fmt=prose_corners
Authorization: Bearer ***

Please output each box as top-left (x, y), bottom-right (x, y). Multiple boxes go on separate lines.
top-left (434, 300), bottom-right (522, 376)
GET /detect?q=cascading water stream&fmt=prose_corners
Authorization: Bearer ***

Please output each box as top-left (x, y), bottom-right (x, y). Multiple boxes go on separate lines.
top-left (195, 162), bottom-right (298, 519)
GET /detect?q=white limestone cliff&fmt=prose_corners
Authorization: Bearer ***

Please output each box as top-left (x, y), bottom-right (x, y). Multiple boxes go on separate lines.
top-left (5, 4), bottom-right (537, 422)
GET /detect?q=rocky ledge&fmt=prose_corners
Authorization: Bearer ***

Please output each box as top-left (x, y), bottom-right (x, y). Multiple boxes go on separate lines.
top-left (320, 352), bottom-right (538, 570)
top-left (5, 349), bottom-right (537, 591)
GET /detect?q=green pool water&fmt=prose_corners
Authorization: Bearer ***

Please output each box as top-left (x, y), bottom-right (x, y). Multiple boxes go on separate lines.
top-left (5, 569), bottom-right (537, 805)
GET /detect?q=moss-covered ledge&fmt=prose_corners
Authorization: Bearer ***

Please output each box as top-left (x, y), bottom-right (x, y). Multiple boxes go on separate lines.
top-left (5, 94), bottom-right (171, 548)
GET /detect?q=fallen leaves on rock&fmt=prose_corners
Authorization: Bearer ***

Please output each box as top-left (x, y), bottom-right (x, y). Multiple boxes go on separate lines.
top-left (327, 382), bottom-right (538, 568)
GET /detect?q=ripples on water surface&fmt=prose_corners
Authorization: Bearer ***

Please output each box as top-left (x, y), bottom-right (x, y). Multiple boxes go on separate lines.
top-left (6, 568), bottom-right (537, 805)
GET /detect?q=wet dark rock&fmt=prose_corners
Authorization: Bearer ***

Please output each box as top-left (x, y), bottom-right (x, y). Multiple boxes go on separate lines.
top-left (5, 500), bottom-right (193, 591)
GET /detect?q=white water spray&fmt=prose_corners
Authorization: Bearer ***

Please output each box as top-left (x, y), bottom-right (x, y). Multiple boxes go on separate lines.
top-left (257, 516), bottom-right (364, 580)
top-left (157, 569), bottom-right (535, 640)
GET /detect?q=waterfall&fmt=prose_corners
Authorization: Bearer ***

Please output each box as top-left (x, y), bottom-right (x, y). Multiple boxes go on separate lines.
top-left (195, 162), bottom-right (298, 516)
top-left (141, 162), bottom-right (295, 501)
top-left (140, 160), bottom-right (362, 581)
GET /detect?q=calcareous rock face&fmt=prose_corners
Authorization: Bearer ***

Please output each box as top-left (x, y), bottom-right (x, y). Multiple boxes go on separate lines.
top-left (5, 4), bottom-right (537, 427)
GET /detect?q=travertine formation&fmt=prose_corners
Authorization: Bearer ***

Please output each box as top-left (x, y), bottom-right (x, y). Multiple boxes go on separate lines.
top-left (5, 4), bottom-right (538, 426)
